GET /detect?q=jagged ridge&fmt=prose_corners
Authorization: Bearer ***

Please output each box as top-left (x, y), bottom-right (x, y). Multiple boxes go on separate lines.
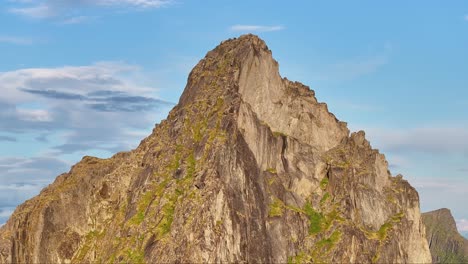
top-left (0, 35), bottom-right (431, 263)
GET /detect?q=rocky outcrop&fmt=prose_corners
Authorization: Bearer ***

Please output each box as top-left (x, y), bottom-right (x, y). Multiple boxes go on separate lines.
top-left (0, 34), bottom-right (431, 263)
top-left (423, 208), bottom-right (468, 263)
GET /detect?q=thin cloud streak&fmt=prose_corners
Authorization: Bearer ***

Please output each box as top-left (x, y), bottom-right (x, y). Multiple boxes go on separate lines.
top-left (364, 126), bottom-right (468, 154)
top-left (9, 0), bottom-right (173, 19)
top-left (9, 4), bottom-right (54, 18)
top-left (61, 16), bottom-right (92, 24)
top-left (230, 24), bottom-right (285, 32)
top-left (0, 36), bottom-right (33, 45)
top-left (97, 0), bottom-right (172, 8)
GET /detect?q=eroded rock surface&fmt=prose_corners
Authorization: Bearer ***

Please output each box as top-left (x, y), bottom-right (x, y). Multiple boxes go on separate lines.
top-left (0, 34), bottom-right (431, 263)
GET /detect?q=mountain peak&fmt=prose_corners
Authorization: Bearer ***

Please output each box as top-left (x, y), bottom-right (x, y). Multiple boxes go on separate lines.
top-left (219, 34), bottom-right (270, 52)
top-left (178, 34), bottom-right (273, 106)
top-left (0, 36), bottom-right (432, 264)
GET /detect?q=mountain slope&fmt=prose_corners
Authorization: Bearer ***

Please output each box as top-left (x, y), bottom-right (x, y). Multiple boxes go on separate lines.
top-left (0, 35), bottom-right (431, 263)
top-left (423, 208), bottom-right (468, 263)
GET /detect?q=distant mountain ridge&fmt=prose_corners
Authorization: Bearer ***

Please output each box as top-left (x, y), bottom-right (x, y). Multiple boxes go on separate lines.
top-left (422, 208), bottom-right (468, 263)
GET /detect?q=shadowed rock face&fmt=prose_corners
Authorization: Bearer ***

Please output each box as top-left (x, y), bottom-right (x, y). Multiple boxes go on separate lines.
top-left (0, 35), bottom-right (431, 263)
top-left (423, 208), bottom-right (468, 263)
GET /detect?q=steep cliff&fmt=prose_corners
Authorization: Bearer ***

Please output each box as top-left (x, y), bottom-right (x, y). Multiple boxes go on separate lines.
top-left (423, 208), bottom-right (468, 263)
top-left (0, 35), bottom-right (431, 263)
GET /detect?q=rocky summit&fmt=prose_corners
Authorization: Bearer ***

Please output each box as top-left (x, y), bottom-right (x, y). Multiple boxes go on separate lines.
top-left (422, 208), bottom-right (468, 263)
top-left (0, 35), bottom-right (431, 263)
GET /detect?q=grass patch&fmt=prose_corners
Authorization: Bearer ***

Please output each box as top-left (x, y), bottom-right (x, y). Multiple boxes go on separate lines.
top-left (192, 119), bottom-right (208, 143)
top-left (284, 204), bottom-right (305, 214)
top-left (287, 251), bottom-right (309, 264)
top-left (304, 202), bottom-right (324, 235)
top-left (267, 177), bottom-right (276, 185)
top-left (130, 211), bottom-right (145, 225)
top-left (320, 177), bottom-right (329, 190)
top-left (363, 221), bottom-right (393, 241)
top-left (320, 192), bottom-right (330, 206)
top-left (316, 230), bottom-right (342, 250)
top-left (186, 152), bottom-right (196, 179)
top-left (372, 252), bottom-right (380, 263)
top-left (391, 212), bottom-right (404, 223)
top-left (322, 209), bottom-right (341, 230)
top-left (377, 222), bottom-right (392, 240)
top-left (73, 230), bottom-right (105, 262)
top-left (273, 131), bottom-right (287, 137)
top-left (156, 195), bottom-right (177, 238)
top-left (126, 249), bottom-right (145, 264)
top-left (269, 198), bottom-right (284, 217)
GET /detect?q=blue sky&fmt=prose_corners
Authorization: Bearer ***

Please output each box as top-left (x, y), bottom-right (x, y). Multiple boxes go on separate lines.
top-left (0, 0), bottom-right (467, 234)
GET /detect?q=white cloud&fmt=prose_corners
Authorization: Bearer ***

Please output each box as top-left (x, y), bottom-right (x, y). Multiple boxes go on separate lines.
top-left (456, 219), bottom-right (468, 232)
top-left (364, 126), bottom-right (468, 153)
top-left (9, 0), bottom-right (173, 19)
top-left (412, 179), bottom-right (468, 194)
top-left (0, 61), bottom-right (148, 103)
top-left (97, 0), bottom-right (172, 8)
top-left (61, 16), bottom-right (92, 25)
top-left (464, 14), bottom-right (468, 21)
top-left (230, 24), bottom-right (285, 32)
top-left (0, 36), bottom-right (33, 45)
top-left (0, 61), bottom-right (173, 153)
top-left (9, 3), bottom-right (54, 18)
top-left (16, 109), bottom-right (53, 122)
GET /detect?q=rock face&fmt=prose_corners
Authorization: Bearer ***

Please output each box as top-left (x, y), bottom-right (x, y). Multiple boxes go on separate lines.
top-left (0, 35), bottom-right (431, 263)
top-left (422, 208), bottom-right (468, 263)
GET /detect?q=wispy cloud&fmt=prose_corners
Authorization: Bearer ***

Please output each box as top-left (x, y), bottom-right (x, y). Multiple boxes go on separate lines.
top-left (97, 0), bottom-right (172, 8)
top-left (363, 126), bottom-right (468, 154)
top-left (9, 3), bottom-right (54, 18)
top-left (61, 16), bottom-right (92, 25)
top-left (412, 178), bottom-right (468, 194)
top-left (8, 0), bottom-right (173, 19)
top-left (230, 24), bottom-right (285, 32)
top-left (0, 36), bottom-right (33, 45)
top-left (0, 61), bottom-right (174, 154)
top-left (464, 14), bottom-right (468, 21)
top-left (456, 219), bottom-right (468, 232)
top-left (311, 55), bottom-right (388, 82)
